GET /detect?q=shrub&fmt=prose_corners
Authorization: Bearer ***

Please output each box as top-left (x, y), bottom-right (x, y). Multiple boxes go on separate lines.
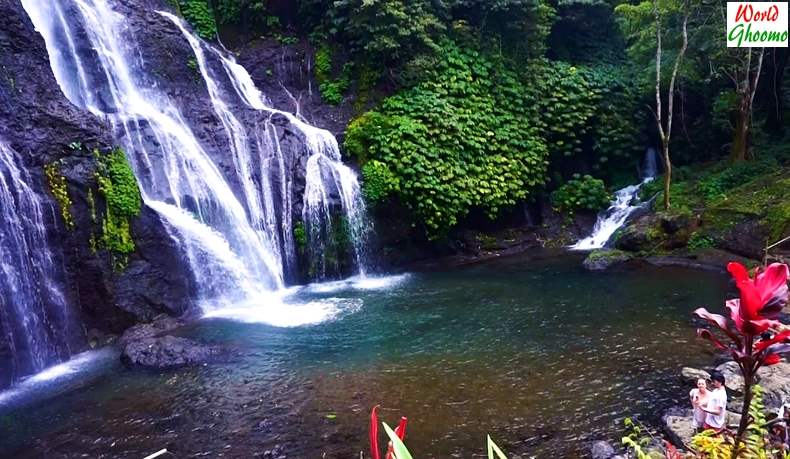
top-left (361, 160), bottom-right (399, 203)
top-left (687, 232), bottom-right (714, 251)
top-left (343, 41), bottom-right (548, 237)
top-left (178, 0), bottom-right (217, 39)
top-left (696, 158), bottom-right (778, 201)
top-left (551, 174), bottom-right (611, 216)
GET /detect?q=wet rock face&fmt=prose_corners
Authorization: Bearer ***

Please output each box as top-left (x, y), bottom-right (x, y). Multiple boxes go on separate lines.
top-left (0, 0), bottom-right (194, 385)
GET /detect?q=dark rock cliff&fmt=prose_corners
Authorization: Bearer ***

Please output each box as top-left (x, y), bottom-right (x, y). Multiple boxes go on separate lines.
top-left (0, 0), bottom-right (193, 387)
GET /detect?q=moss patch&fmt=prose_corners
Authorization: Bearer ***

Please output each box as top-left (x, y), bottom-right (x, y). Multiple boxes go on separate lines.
top-left (44, 160), bottom-right (74, 230)
top-left (93, 147), bottom-right (142, 271)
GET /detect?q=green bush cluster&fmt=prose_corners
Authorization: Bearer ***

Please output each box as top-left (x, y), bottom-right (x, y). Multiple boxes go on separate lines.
top-left (687, 232), bottom-right (714, 250)
top-left (533, 62), bottom-right (642, 174)
top-left (44, 161), bottom-right (74, 230)
top-left (360, 160), bottom-right (399, 202)
top-left (94, 147), bottom-right (142, 270)
top-left (696, 158), bottom-right (778, 201)
top-left (345, 42), bottom-right (548, 237)
top-left (314, 46), bottom-right (351, 105)
top-left (179, 0), bottom-right (217, 39)
top-left (551, 174), bottom-right (611, 215)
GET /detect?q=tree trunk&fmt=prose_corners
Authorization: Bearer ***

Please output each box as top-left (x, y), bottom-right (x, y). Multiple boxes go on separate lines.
top-left (662, 143), bottom-right (672, 210)
top-left (730, 48), bottom-right (764, 161)
top-left (731, 102), bottom-right (750, 161)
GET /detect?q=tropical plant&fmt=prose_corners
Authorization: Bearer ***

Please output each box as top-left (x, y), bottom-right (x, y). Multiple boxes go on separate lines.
top-left (368, 405), bottom-right (509, 458)
top-left (551, 175), bottom-right (611, 216)
top-left (694, 262), bottom-right (790, 456)
top-left (344, 41), bottom-right (548, 237)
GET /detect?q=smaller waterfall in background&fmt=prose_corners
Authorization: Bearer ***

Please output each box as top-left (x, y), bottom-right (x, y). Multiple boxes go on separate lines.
top-left (569, 148), bottom-right (658, 250)
top-left (0, 141), bottom-right (75, 384)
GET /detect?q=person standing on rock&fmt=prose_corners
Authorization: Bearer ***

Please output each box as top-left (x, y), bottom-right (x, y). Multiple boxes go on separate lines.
top-left (695, 371), bottom-right (727, 432)
top-left (689, 377), bottom-right (711, 432)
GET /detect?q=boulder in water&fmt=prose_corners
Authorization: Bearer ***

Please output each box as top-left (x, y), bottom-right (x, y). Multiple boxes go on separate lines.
top-left (582, 249), bottom-right (633, 271)
top-left (121, 335), bottom-right (223, 368)
top-left (662, 408), bottom-right (695, 448)
top-left (716, 361), bottom-right (745, 395)
top-left (681, 367), bottom-right (711, 384)
top-left (590, 440), bottom-right (616, 459)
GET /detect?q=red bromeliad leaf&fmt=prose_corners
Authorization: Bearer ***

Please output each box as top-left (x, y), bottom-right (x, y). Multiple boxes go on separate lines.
top-left (755, 263), bottom-right (790, 315)
top-left (726, 262), bottom-right (789, 334)
top-left (394, 417), bottom-right (408, 439)
top-left (384, 417), bottom-right (407, 459)
top-left (370, 406), bottom-right (381, 459)
top-left (755, 330), bottom-right (790, 353)
top-left (697, 329), bottom-right (728, 350)
top-left (763, 354), bottom-right (782, 365)
top-left (694, 307), bottom-right (742, 346)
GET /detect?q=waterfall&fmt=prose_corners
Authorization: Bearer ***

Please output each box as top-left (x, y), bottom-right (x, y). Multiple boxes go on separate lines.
top-left (21, 0), bottom-right (370, 315)
top-left (569, 148), bottom-right (658, 250)
top-left (161, 12), bottom-right (371, 279)
top-left (0, 141), bottom-right (75, 384)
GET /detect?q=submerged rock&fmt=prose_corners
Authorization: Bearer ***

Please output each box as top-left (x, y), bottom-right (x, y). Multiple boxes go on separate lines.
top-left (590, 440), bottom-right (616, 459)
top-left (121, 335), bottom-right (223, 368)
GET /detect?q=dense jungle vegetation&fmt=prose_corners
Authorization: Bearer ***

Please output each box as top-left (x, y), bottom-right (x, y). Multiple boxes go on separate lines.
top-left (177, 0), bottom-right (789, 243)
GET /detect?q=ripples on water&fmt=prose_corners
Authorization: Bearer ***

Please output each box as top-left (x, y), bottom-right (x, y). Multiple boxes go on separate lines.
top-left (0, 253), bottom-right (729, 458)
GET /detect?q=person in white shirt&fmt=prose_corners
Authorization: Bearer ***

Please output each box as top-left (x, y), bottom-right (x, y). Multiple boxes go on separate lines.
top-left (689, 378), bottom-right (711, 432)
top-left (695, 371), bottom-right (728, 432)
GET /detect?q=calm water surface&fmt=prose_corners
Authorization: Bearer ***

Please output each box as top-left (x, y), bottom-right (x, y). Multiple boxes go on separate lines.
top-left (0, 252), bottom-right (730, 458)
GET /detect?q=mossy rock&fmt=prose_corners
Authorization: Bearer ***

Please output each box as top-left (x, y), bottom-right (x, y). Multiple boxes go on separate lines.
top-left (582, 249), bottom-right (633, 271)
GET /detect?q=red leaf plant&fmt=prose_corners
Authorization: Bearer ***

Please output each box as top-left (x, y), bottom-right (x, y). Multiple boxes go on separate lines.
top-left (694, 262), bottom-right (789, 453)
top-left (370, 405), bottom-right (408, 459)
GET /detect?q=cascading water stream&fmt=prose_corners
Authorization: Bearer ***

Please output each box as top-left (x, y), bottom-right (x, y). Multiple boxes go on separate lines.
top-left (161, 12), bottom-right (371, 279)
top-left (570, 148), bottom-right (659, 250)
top-left (0, 140), bottom-right (75, 384)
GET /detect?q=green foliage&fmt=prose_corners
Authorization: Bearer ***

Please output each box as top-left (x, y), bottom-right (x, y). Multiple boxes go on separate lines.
top-left (293, 221), bottom-right (307, 252)
top-left (313, 45), bottom-right (351, 105)
top-left (344, 42), bottom-right (548, 237)
top-left (687, 232), bottom-right (714, 250)
top-left (535, 61), bottom-right (597, 159)
top-left (532, 61), bottom-right (643, 178)
top-left (621, 418), bottom-right (651, 459)
top-left (361, 160), bottom-right (399, 202)
top-left (94, 147), bottom-right (142, 270)
top-left (44, 161), bottom-right (74, 230)
top-left (179, 0), bottom-right (217, 39)
top-left (327, 0), bottom-right (446, 63)
top-left (696, 159), bottom-right (778, 201)
top-left (551, 175), bottom-right (611, 216)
